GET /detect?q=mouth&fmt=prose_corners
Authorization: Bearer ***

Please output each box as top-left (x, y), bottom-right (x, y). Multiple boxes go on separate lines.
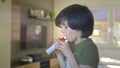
top-left (59, 37), bottom-right (66, 41)
top-left (64, 36), bottom-right (66, 39)
top-left (63, 36), bottom-right (69, 42)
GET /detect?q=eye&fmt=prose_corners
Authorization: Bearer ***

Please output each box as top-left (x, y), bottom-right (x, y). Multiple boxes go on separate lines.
top-left (64, 25), bottom-right (68, 29)
top-left (60, 25), bottom-right (69, 29)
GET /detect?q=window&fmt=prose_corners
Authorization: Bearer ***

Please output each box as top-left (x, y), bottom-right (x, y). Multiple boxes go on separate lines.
top-left (90, 8), bottom-right (120, 48)
top-left (113, 8), bottom-right (120, 47)
top-left (90, 9), bottom-right (109, 48)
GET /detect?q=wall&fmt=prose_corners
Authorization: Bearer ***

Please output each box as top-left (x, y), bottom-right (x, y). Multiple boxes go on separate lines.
top-left (0, 0), bottom-right (11, 68)
top-left (11, 0), bottom-right (54, 67)
top-left (54, 0), bottom-right (120, 63)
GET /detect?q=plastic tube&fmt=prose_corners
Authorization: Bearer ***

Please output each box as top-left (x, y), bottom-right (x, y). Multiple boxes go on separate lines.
top-left (45, 37), bottom-right (65, 55)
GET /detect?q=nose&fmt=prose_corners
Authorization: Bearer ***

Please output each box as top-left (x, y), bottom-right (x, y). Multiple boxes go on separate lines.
top-left (61, 27), bottom-right (65, 33)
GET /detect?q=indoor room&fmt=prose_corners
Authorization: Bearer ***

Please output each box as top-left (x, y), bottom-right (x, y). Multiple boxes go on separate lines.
top-left (0, 0), bottom-right (120, 68)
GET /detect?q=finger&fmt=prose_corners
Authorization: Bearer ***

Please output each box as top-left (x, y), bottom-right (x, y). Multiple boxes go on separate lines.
top-left (55, 50), bottom-right (60, 53)
top-left (56, 44), bottom-right (63, 51)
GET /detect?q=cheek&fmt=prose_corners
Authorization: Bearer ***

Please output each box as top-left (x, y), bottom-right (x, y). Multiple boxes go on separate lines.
top-left (65, 30), bottom-right (76, 42)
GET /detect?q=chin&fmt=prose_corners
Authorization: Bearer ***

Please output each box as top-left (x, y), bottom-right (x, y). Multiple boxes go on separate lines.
top-left (67, 39), bottom-right (74, 42)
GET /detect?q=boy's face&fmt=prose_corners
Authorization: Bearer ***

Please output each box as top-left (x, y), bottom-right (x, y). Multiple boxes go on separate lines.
top-left (60, 20), bottom-right (81, 42)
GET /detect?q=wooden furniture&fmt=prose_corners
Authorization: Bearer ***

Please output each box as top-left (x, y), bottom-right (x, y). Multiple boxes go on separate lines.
top-left (15, 62), bottom-right (40, 68)
top-left (15, 58), bottom-right (59, 68)
top-left (50, 58), bottom-right (59, 68)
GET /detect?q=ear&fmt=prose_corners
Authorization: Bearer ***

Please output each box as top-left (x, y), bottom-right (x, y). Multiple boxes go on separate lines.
top-left (77, 30), bottom-right (82, 37)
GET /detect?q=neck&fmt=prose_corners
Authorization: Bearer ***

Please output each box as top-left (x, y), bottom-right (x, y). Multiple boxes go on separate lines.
top-left (74, 38), bottom-right (87, 45)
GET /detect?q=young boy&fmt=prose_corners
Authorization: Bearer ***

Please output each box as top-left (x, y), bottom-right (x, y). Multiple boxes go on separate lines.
top-left (55, 4), bottom-right (99, 68)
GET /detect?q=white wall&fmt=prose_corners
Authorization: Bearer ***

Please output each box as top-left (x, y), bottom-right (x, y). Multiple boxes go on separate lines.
top-left (0, 0), bottom-right (11, 68)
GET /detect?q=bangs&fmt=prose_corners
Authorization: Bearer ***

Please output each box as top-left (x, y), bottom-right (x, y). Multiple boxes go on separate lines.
top-left (55, 16), bottom-right (67, 27)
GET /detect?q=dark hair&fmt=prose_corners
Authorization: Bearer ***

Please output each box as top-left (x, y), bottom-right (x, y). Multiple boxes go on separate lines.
top-left (55, 4), bottom-right (94, 38)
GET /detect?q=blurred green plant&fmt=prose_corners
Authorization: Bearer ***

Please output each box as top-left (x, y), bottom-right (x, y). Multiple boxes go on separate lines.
top-left (49, 11), bottom-right (55, 20)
